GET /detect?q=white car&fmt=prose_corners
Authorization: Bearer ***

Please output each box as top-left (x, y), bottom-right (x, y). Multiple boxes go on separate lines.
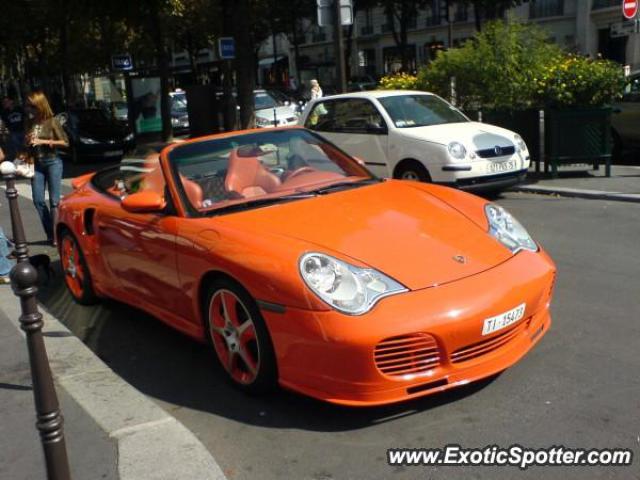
top-left (254, 90), bottom-right (299, 128)
top-left (299, 90), bottom-right (530, 190)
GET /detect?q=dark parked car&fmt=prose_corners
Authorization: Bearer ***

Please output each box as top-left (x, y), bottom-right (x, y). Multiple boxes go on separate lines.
top-left (59, 108), bottom-right (135, 163)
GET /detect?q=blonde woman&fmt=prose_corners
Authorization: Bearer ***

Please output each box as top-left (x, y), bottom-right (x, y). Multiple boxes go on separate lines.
top-left (25, 91), bottom-right (68, 245)
top-left (310, 79), bottom-right (323, 100)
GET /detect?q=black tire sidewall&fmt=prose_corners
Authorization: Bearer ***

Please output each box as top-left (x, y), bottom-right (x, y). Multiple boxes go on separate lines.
top-left (203, 277), bottom-right (278, 394)
top-left (396, 161), bottom-right (430, 182)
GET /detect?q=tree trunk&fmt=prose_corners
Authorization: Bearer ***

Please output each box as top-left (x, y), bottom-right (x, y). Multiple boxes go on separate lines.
top-left (474, 4), bottom-right (482, 32)
top-left (234, 0), bottom-right (256, 129)
top-left (150, 6), bottom-right (173, 142)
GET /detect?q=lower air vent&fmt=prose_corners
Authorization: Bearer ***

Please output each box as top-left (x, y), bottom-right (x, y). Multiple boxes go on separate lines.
top-left (374, 334), bottom-right (441, 377)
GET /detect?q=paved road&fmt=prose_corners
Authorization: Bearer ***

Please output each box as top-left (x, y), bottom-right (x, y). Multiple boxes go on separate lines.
top-left (3, 185), bottom-right (639, 480)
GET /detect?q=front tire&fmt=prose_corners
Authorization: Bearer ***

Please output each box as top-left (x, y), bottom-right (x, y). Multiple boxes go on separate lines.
top-left (204, 278), bottom-right (277, 394)
top-left (59, 230), bottom-right (98, 305)
top-left (394, 160), bottom-right (431, 182)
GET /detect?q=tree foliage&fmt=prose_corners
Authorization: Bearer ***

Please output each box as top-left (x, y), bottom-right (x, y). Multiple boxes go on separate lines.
top-left (418, 20), bottom-right (563, 110)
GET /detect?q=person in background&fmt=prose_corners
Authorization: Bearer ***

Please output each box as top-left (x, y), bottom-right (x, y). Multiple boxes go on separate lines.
top-left (310, 79), bottom-right (323, 100)
top-left (0, 144), bottom-right (16, 284)
top-left (1, 96), bottom-right (25, 162)
top-left (25, 91), bottom-right (68, 246)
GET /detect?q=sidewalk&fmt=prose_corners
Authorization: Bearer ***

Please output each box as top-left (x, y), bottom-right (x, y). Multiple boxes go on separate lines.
top-left (0, 182), bottom-right (226, 480)
top-left (510, 163), bottom-right (640, 203)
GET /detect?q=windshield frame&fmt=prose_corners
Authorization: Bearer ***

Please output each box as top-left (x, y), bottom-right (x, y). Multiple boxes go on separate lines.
top-left (165, 128), bottom-right (376, 218)
top-left (377, 93), bottom-right (469, 129)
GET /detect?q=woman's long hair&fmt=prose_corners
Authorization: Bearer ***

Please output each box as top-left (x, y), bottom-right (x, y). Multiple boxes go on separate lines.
top-left (26, 91), bottom-right (54, 127)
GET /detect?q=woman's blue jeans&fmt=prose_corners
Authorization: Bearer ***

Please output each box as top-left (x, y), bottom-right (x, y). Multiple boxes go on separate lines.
top-left (0, 226), bottom-right (13, 277)
top-left (31, 156), bottom-right (63, 241)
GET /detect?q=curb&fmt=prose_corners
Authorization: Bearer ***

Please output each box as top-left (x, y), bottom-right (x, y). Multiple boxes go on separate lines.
top-left (510, 185), bottom-right (640, 203)
top-left (0, 288), bottom-right (227, 480)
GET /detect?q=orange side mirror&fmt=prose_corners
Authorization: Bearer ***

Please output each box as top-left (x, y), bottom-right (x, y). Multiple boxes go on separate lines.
top-left (122, 191), bottom-right (167, 213)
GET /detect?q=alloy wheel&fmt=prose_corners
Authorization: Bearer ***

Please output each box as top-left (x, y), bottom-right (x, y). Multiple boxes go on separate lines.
top-left (208, 289), bottom-right (261, 385)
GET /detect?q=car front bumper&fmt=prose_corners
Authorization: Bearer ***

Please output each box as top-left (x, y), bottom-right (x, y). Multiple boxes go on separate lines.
top-left (74, 140), bottom-right (136, 159)
top-left (261, 249), bottom-right (555, 406)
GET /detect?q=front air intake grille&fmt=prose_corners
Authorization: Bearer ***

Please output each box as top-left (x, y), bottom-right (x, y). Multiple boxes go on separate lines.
top-left (476, 145), bottom-right (516, 158)
top-left (374, 334), bottom-right (441, 377)
top-left (450, 319), bottom-right (529, 364)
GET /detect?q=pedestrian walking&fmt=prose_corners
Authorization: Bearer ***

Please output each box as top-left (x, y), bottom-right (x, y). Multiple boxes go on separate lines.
top-left (25, 91), bottom-right (68, 246)
top-left (310, 79), bottom-right (323, 100)
top-left (1, 96), bottom-right (25, 161)
top-left (0, 145), bottom-right (16, 284)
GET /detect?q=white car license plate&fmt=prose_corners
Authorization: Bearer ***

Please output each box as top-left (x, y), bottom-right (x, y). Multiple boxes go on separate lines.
top-left (104, 150), bottom-right (124, 157)
top-left (487, 159), bottom-right (517, 174)
top-left (482, 303), bottom-right (526, 336)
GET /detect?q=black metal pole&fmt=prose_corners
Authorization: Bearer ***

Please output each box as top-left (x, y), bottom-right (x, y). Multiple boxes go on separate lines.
top-left (333, 0), bottom-right (347, 93)
top-left (1, 161), bottom-right (71, 480)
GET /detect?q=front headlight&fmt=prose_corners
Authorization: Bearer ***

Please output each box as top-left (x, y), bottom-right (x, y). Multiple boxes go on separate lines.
top-left (447, 141), bottom-right (467, 160)
top-left (124, 133), bottom-right (134, 141)
top-left (514, 134), bottom-right (527, 153)
top-left (485, 204), bottom-right (537, 253)
top-left (299, 253), bottom-right (407, 315)
top-left (79, 136), bottom-right (99, 144)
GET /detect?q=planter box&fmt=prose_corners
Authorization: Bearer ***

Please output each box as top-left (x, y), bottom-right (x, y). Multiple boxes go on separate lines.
top-left (482, 109), bottom-right (541, 167)
top-left (544, 107), bottom-right (612, 177)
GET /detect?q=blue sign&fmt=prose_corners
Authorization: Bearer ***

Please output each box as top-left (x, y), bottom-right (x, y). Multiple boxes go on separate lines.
top-left (112, 54), bottom-right (133, 71)
top-left (218, 37), bottom-right (236, 60)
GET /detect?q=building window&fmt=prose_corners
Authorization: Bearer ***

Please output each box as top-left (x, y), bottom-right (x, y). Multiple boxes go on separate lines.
top-left (529, 0), bottom-right (564, 18)
top-left (425, 1), bottom-right (440, 26)
top-left (383, 45), bottom-right (417, 73)
top-left (381, 22), bottom-right (392, 33)
top-left (360, 8), bottom-right (374, 36)
top-left (312, 29), bottom-right (327, 42)
top-left (424, 41), bottom-right (445, 63)
top-left (453, 3), bottom-right (469, 22)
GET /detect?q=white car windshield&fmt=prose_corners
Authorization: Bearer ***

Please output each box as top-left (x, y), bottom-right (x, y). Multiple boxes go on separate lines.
top-left (254, 91), bottom-right (283, 110)
top-left (378, 94), bottom-right (468, 128)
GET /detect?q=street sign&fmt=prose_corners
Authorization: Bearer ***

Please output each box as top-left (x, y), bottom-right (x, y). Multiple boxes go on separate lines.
top-left (317, 0), bottom-right (353, 27)
top-left (623, 0), bottom-right (638, 20)
top-left (218, 37), bottom-right (235, 60)
top-left (611, 20), bottom-right (637, 37)
top-left (111, 54), bottom-right (133, 71)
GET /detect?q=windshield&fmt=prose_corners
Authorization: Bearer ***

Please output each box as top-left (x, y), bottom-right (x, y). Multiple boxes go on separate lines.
top-left (171, 93), bottom-right (188, 113)
top-left (169, 129), bottom-right (373, 215)
top-left (254, 91), bottom-right (282, 110)
top-left (73, 109), bottom-right (112, 125)
top-left (378, 94), bottom-right (468, 128)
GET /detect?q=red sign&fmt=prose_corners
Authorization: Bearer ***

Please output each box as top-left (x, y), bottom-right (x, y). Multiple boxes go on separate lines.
top-left (623, 0), bottom-right (638, 19)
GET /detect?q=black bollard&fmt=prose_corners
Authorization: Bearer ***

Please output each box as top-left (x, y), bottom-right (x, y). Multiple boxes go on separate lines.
top-left (1, 161), bottom-right (71, 480)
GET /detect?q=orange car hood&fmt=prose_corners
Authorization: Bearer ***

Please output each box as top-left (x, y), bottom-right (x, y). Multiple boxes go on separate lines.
top-left (218, 181), bottom-right (512, 290)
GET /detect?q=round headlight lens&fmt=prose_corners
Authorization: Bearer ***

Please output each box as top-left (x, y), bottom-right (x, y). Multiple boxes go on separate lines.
top-left (299, 253), bottom-right (407, 315)
top-left (447, 141), bottom-right (467, 160)
top-left (485, 204), bottom-right (537, 253)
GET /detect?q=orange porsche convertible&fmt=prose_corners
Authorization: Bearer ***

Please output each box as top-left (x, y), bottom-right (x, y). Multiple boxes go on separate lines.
top-left (57, 127), bottom-right (556, 406)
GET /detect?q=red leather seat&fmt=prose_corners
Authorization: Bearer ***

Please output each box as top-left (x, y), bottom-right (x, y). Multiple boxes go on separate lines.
top-left (224, 148), bottom-right (281, 198)
top-left (180, 175), bottom-right (204, 209)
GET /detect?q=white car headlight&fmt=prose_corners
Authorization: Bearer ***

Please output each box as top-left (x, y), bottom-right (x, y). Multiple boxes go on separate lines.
top-left (514, 134), bottom-right (527, 153)
top-left (299, 253), bottom-right (407, 315)
top-left (485, 204), bottom-right (537, 253)
top-left (124, 133), bottom-right (134, 141)
top-left (447, 141), bottom-right (467, 160)
top-left (79, 136), bottom-right (99, 144)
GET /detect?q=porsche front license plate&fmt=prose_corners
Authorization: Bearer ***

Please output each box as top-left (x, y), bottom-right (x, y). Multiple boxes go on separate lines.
top-left (482, 303), bottom-right (526, 335)
top-left (487, 159), bottom-right (517, 174)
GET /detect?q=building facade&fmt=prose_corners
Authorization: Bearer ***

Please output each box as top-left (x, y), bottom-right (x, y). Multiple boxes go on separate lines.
top-left (290, 0), bottom-right (640, 88)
